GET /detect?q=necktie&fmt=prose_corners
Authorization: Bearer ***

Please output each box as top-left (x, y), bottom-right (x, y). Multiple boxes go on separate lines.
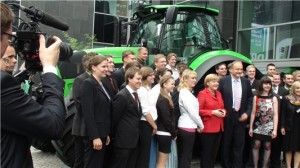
top-left (132, 92), bottom-right (139, 107)
top-left (109, 76), bottom-right (116, 91)
top-left (234, 79), bottom-right (240, 111)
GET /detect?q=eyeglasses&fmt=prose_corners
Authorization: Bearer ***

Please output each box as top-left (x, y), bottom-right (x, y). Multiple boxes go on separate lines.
top-left (1, 32), bottom-right (17, 44)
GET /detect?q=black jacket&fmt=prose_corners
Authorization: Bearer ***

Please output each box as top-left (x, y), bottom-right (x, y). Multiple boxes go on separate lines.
top-left (111, 87), bottom-right (142, 148)
top-left (1, 71), bottom-right (66, 168)
top-left (112, 67), bottom-right (125, 89)
top-left (72, 75), bottom-right (111, 138)
top-left (156, 94), bottom-right (177, 138)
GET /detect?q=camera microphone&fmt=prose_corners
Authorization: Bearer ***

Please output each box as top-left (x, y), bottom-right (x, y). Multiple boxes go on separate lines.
top-left (11, 4), bottom-right (69, 31)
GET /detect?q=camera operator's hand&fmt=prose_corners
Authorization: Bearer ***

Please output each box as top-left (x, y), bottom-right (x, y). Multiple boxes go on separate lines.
top-left (39, 35), bottom-right (62, 68)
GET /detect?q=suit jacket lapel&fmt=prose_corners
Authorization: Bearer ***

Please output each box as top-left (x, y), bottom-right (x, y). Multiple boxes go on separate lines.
top-left (205, 88), bottom-right (217, 100)
top-left (91, 76), bottom-right (110, 101)
top-left (125, 88), bottom-right (141, 113)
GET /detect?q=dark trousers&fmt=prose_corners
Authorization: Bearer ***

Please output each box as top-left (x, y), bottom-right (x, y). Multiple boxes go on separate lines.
top-left (82, 137), bottom-right (106, 168)
top-left (136, 120), bottom-right (153, 168)
top-left (200, 132), bottom-right (222, 168)
top-left (222, 112), bottom-right (245, 168)
top-left (177, 129), bottom-right (196, 168)
top-left (110, 146), bottom-right (139, 168)
top-left (270, 130), bottom-right (282, 168)
top-left (73, 136), bottom-right (84, 168)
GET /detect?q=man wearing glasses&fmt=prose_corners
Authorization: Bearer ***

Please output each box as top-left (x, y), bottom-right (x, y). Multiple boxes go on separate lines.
top-left (1, 3), bottom-right (66, 168)
top-left (0, 45), bottom-right (17, 73)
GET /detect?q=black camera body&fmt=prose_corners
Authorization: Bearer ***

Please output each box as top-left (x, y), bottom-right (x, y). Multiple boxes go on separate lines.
top-left (15, 30), bottom-right (73, 62)
top-left (10, 4), bottom-right (73, 73)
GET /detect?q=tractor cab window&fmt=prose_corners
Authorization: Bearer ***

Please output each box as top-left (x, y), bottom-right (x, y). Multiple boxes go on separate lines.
top-left (161, 12), bottom-right (223, 63)
top-left (130, 10), bottom-right (224, 64)
top-left (131, 14), bottom-right (164, 49)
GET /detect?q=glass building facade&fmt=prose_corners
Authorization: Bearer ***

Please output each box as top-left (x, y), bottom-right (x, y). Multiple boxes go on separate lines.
top-left (237, 1), bottom-right (300, 71)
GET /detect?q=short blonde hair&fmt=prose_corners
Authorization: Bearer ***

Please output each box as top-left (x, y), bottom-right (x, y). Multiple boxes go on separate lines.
top-left (246, 65), bottom-right (255, 71)
top-left (153, 54), bottom-right (166, 63)
top-left (204, 74), bottom-right (220, 88)
top-left (178, 69), bottom-right (197, 91)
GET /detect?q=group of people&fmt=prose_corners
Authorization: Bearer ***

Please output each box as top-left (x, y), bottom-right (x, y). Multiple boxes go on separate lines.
top-left (1, 3), bottom-right (300, 168)
top-left (71, 48), bottom-right (300, 168)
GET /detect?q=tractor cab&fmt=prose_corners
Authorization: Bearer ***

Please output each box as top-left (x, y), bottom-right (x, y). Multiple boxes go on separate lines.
top-left (128, 5), bottom-right (227, 64)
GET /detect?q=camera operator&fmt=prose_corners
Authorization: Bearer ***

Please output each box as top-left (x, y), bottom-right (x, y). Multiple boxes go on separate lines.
top-left (1, 3), bottom-right (66, 168)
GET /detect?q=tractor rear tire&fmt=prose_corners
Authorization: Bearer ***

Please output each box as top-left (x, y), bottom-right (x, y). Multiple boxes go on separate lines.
top-left (51, 101), bottom-right (76, 167)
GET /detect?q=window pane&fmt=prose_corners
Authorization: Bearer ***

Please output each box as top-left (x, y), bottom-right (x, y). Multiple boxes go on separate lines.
top-left (239, 1), bottom-right (300, 29)
top-left (238, 27), bottom-right (274, 60)
top-left (275, 23), bottom-right (300, 59)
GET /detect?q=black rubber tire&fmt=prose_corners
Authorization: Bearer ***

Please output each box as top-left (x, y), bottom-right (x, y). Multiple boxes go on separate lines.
top-left (51, 101), bottom-right (76, 167)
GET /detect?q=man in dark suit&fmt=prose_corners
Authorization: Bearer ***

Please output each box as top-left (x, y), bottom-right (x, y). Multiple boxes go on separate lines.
top-left (112, 50), bottom-right (136, 88)
top-left (111, 68), bottom-right (142, 168)
top-left (1, 3), bottom-right (66, 167)
top-left (72, 52), bottom-right (98, 168)
top-left (218, 61), bottom-right (253, 168)
top-left (102, 55), bottom-right (118, 98)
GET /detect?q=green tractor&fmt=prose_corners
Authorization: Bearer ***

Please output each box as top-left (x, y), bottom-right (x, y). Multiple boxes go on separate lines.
top-left (51, 3), bottom-right (255, 167)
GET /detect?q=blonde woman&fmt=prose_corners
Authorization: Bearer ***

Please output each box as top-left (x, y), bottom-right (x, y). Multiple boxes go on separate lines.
top-left (281, 81), bottom-right (300, 168)
top-left (156, 75), bottom-right (176, 168)
top-left (177, 69), bottom-right (204, 168)
top-left (197, 74), bottom-right (225, 168)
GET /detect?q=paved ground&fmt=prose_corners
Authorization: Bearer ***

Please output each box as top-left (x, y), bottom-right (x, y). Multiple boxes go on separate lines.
top-left (31, 146), bottom-right (220, 168)
top-left (32, 146), bottom-right (289, 168)
top-left (31, 147), bottom-right (69, 168)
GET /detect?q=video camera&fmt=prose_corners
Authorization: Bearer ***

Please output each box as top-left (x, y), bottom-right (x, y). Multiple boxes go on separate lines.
top-left (8, 3), bottom-right (73, 74)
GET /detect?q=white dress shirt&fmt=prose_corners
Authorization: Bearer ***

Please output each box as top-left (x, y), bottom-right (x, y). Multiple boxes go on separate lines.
top-left (166, 64), bottom-right (179, 80)
top-left (137, 86), bottom-right (157, 121)
top-left (178, 88), bottom-right (204, 129)
top-left (148, 84), bottom-right (161, 119)
top-left (231, 76), bottom-right (242, 109)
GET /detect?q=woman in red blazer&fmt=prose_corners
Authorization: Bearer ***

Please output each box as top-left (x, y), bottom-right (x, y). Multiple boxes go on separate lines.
top-left (197, 73), bottom-right (225, 168)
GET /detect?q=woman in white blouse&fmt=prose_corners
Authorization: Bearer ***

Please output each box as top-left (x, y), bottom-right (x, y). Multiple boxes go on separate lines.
top-left (136, 66), bottom-right (157, 168)
top-left (177, 69), bottom-right (204, 168)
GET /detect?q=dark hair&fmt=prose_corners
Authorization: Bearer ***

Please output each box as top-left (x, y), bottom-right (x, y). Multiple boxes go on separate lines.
top-left (154, 68), bottom-right (172, 83)
top-left (125, 67), bottom-right (141, 83)
top-left (87, 55), bottom-right (107, 73)
top-left (283, 73), bottom-right (293, 79)
top-left (125, 61), bottom-right (142, 71)
top-left (104, 55), bottom-right (113, 58)
top-left (122, 50), bottom-right (135, 62)
top-left (177, 62), bottom-right (188, 75)
top-left (266, 63), bottom-right (276, 70)
top-left (215, 62), bottom-right (226, 71)
top-left (256, 76), bottom-right (272, 96)
top-left (82, 52), bottom-right (98, 71)
top-left (1, 3), bottom-right (15, 33)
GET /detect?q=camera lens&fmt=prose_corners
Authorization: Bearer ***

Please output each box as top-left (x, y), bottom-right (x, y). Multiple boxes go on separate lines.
top-left (59, 43), bottom-right (73, 61)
